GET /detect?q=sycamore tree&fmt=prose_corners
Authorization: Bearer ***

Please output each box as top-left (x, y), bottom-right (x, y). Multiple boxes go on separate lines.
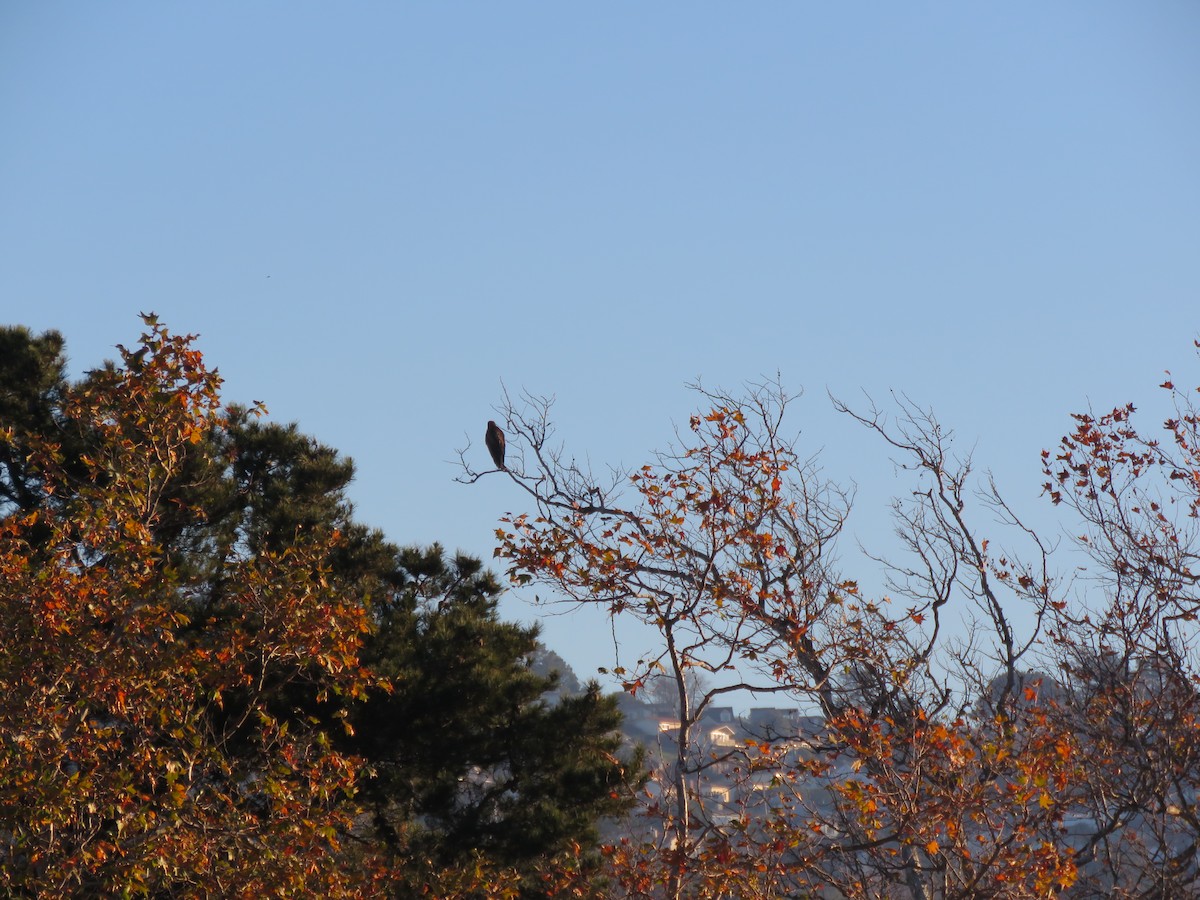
top-left (461, 383), bottom-right (857, 897)
top-left (0, 318), bottom-right (640, 899)
top-left (466, 382), bottom-right (1098, 899)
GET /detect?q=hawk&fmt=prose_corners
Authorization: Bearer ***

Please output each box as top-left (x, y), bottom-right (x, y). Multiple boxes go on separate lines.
top-left (485, 420), bottom-right (506, 469)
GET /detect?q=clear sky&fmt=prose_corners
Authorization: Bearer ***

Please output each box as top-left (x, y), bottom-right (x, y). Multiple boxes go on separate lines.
top-left (3, 3), bottom-right (1198, 686)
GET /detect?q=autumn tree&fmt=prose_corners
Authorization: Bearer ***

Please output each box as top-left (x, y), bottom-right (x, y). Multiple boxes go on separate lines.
top-left (1039, 366), bottom-right (1200, 896)
top-left (0, 318), bottom-right (640, 898)
top-left (470, 383), bottom-right (1082, 899)
top-left (464, 383), bottom-right (860, 898)
top-left (0, 316), bottom-right (375, 896)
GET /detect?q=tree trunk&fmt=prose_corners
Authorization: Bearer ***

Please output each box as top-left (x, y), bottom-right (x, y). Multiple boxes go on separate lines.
top-left (667, 626), bottom-right (690, 900)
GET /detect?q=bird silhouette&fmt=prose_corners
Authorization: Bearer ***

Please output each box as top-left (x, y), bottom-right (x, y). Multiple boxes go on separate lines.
top-left (485, 420), bottom-right (506, 469)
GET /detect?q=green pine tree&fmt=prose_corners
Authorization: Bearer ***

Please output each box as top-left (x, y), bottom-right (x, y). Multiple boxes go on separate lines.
top-left (352, 546), bottom-right (642, 892)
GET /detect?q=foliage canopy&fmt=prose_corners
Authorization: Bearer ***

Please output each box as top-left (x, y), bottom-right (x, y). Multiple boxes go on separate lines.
top-left (470, 363), bottom-right (1200, 899)
top-left (0, 317), bottom-right (639, 898)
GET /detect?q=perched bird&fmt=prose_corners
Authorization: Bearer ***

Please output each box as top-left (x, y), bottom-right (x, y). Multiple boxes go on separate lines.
top-left (485, 420), bottom-right (506, 469)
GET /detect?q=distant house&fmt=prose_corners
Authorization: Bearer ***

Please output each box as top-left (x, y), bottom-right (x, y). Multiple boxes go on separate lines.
top-left (706, 781), bottom-right (735, 805)
top-left (697, 705), bottom-right (736, 725)
top-left (744, 707), bottom-right (801, 740)
top-left (703, 723), bottom-right (739, 748)
top-left (741, 708), bottom-right (828, 747)
top-left (616, 696), bottom-right (680, 740)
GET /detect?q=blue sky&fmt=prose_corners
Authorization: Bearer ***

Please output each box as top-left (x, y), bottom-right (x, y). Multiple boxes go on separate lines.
top-left (2, 3), bottom-right (1198, 685)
